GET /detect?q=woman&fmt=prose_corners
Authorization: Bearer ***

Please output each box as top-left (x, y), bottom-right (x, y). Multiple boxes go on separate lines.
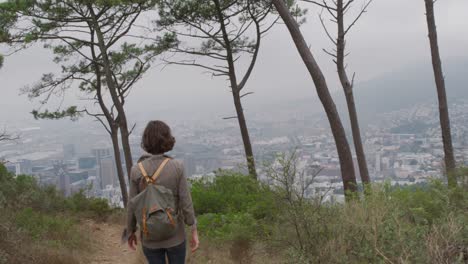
top-left (126, 120), bottom-right (199, 264)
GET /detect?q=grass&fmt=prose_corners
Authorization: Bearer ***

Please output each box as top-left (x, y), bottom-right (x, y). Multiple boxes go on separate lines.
top-left (0, 163), bottom-right (115, 264)
top-left (191, 168), bottom-right (468, 263)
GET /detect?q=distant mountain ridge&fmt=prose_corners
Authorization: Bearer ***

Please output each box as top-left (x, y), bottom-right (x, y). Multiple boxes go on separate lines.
top-left (277, 58), bottom-right (468, 125)
top-left (349, 58), bottom-right (468, 120)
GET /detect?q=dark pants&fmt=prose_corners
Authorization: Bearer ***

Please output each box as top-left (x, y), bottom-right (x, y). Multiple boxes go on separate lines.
top-left (142, 241), bottom-right (186, 264)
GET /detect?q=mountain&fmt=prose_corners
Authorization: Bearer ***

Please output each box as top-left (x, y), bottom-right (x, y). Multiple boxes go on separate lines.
top-left (348, 58), bottom-right (468, 121)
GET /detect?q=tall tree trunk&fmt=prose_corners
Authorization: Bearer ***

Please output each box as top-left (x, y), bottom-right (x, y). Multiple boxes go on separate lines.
top-left (343, 89), bottom-right (370, 185)
top-left (233, 90), bottom-right (257, 177)
top-left (336, 0), bottom-right (370, 186)
top-left (119, 124), bottom-right (134, 180)
top-left (90, 8), bottom-right (134, 180)
top-left (110, 126), bottom-right (129, 207)
top-left (213, 0), bottom-right (257, 179)
top-left (272, 0), bottom-right (358, 197)
top-left (88, 26), bottom-right (129, 207)
top-left (424, 0), bottom-right (457, 187)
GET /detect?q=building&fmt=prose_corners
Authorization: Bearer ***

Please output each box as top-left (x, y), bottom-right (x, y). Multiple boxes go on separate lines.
top-left (15, 159), bottom-right (33, 176)
top-left (100, 156), bottom-right (117, 189)
top-left (92, 147), bottom-right (114, 189)
top-left (375, 153), bottom-right (381, 173)
top-left (78, 156), bottom-right (97, 170)
top-left (92, 148), bottom-right (112, 162)
top-left (68, 170), bottom-right (89, 183)
top-left (54, 162), bottom-right (70, 196)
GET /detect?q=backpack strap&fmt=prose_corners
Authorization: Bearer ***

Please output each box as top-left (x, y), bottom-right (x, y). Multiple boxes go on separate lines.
top-left (138, 162), bottom-right (150, 182)
top-left (150, 158), bottom-right (171, 183)
top-left (138, 158), bottom-right (171, 185)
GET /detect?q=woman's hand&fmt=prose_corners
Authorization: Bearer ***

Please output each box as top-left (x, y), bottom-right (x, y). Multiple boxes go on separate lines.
top-left (190, 228), bottom-right (200, 253)
top-left (128, 232), bottom-right (138, 250)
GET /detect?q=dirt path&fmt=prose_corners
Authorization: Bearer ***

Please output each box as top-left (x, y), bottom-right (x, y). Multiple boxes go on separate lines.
top-left (80, 222), bottom-right (263, 264)
top-left (84, 220), bottom-right (146, 264)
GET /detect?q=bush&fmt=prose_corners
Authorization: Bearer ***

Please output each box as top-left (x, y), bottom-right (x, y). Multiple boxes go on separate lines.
top-left (65, 190), bottom-right (113, 220)
top-left (191, 171), bottom-right (278, 263)
top-left (15, 208), bottom-right (80, 246)
top-left (272, 183), bottom-right (468, 263)
top-left (191, 170), bottom-right (277, 221)
top-left (0, 164), bottom-right (113, 218)
top-left (197, 212), bottom-right (261, 241)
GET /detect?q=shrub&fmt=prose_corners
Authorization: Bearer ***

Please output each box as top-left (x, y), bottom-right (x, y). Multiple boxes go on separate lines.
top-left (65, 190), bottom-right (113, 220)
top-left (0, 164), bottom-right (113, 219)
top-left (191, 171), bottom-right (278, 263)
top-left (272, 183), bottom-right (468, 263)
top-left (197, 212), bottom-right (261, 241)
top-left (15, 208), bottom-right (77, 243)
top-left (191, 170), bottom-right (277, 221)
top-left (257, 153), bottom-right (468, 263)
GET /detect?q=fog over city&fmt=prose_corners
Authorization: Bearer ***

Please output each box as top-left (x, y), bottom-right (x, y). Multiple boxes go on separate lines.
top-left (1, 0), bottom-right (467, 124)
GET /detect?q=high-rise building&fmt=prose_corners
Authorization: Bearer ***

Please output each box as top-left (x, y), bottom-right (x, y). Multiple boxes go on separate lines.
top-left (15, 159), bottom-right (33, 176)
top-left (375, 153), bottom-right (381, 173)
top-left (92, 148), bottom-right (112, 162)
top-left (54, 162), bottom-right (70, 196)
top-left (92, 147), bottom-right (114, 189)
top-left (100, 156), bottom-right (117, 189)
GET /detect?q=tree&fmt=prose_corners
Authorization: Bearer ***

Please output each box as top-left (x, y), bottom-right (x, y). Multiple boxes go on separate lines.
top-left (0, 0), bottom-right (175, 205)
top-left (424, 0), bottom-right (456, 188)
top-left (0, 129), bottom-right (19, 142)
top-left (157, 0), bottom-right (278, 179)
top-left (272, 0), bottom-right (358, 198)
top-left (0, 42), bottom-right (18, 144)
top-left (305, 0), bottom-right (372, 187)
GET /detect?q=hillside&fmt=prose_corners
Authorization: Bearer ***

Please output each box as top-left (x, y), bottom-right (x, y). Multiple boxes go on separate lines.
top-left (350, 58), bottom-right (468, 120)
top-left (277, 58), bottom-right (468, 125)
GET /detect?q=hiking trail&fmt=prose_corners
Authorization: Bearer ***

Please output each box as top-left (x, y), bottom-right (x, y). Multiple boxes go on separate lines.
top-left (84, 220), bottom-right (145, 264)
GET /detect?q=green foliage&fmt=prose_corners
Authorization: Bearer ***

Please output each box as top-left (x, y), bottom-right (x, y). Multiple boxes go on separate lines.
top-left (0, 163), bottom-right (112, 263)
top-left (1, 0), bottom-right (174, 122)
top-left (275, 182), bottom-right (468, 263)
top-left (198, 212), bottom-right (261, 241)
top-left (191, 170), bottom-right (277, 219)
top-left (32, 106), bottom-right (81, 121)
top-left (191, 171), bottom-right (277, 242)
top-left (191, 167), bottom-right (468, 263)
top-left (15, 208), bottom-right (75, 241)
top-left (66, 190), bottom-right (113, 220)
top-left (389, 181), bottom-right (450, 225)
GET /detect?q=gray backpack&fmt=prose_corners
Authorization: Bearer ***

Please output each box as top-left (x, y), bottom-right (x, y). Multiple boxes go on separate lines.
top-left (131, 158), bottom-right (179, 241)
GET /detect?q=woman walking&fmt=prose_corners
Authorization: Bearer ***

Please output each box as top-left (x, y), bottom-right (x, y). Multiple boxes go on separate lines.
top-left (126, 120), bottom-right (199, 264)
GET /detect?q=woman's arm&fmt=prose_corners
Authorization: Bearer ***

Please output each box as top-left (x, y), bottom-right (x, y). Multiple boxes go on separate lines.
top-left (177, 161), bottom-right (196, 226)
top-left (176, 161), bottom-right (199, 252)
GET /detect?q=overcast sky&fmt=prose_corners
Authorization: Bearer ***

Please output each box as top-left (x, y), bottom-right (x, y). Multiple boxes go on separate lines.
top-left (1, 0), bottom-right (467, 127)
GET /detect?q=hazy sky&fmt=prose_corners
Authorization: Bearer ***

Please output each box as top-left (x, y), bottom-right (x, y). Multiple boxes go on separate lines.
top-left (1, 0), bottom-right (467, 127)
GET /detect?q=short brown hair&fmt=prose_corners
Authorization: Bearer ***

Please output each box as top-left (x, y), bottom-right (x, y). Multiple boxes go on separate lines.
top-left (141, 120), bottom-right (175, 155)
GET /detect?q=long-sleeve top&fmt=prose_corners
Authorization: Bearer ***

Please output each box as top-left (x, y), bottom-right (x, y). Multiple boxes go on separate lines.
top-left (126, 154), bottom-right (196, 249)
